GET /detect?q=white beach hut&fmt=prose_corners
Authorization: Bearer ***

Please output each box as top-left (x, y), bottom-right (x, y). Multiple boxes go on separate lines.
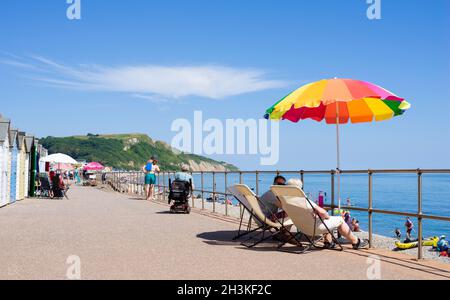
top-left (0, 116), bottom-right (11, 207)
top-left (17, 132), bottom-right (27, 201)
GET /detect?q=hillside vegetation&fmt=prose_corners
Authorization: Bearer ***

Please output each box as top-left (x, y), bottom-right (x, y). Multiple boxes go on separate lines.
top-left (39, 133), bottom-right (238, 172)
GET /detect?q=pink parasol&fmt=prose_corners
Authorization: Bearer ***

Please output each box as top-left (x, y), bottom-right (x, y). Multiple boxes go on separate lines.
top-left (84, 162), bottom-right (105, 171)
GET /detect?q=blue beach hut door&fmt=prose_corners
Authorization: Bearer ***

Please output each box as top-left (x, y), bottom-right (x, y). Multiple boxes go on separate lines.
top-left (10, 146), bottom-right (18, 203)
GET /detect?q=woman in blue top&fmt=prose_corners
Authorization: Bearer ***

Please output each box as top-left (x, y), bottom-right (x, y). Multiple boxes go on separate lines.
top-left (142, 156), bottom-right (160, 201)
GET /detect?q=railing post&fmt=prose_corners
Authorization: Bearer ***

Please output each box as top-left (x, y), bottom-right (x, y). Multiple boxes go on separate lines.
top-left (201, 171), bottom-right (205, 210)
top-left (190, 172), bottom-right (195, 209)
top-left (135, 172), bottom-right (137, 195)
top-left (128, 172), bottom-right (131, 194)
top-left (119, 171), bottom-right (121, 192)
top-left (239, 171), bottom-right (243, 218)
top-left (225, 171), bottom-right (228, 216)
top-left (368, 170), bottom-right (373, 249)
top-left (300, 170), bottom-right (304, 189)
top-left (163, 172), bottom-right (166, 202)
top-left (418, 169), bottom-right (423, 260)
top-left (212, 172), bottom-right (216, 213)
top-left (331, 170), bottom-right (335, 216)
top-left (255, 171), bottom-right (259, 196)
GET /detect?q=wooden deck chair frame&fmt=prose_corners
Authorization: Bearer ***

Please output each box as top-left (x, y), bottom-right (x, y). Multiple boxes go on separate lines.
top-left (228, 185), bottom-right (268, 241)
top-left (230, 185), bottom-right (297, 250)
top-left (271, 185), bottom-right (343, 252)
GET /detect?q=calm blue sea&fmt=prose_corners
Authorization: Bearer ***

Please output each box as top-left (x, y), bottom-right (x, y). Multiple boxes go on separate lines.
top-left (187, 172), bottom-right (450, 239)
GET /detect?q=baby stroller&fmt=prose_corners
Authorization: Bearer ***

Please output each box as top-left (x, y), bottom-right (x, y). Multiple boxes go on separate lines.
top-left (168, 178), bottom-right (192, 214)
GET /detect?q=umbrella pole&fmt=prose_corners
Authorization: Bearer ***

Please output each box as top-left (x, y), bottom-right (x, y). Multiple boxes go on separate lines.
top-left (335, 102), bottom-right (341, 211)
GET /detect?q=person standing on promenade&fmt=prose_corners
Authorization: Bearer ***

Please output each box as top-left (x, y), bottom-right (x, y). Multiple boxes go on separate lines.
top-left (73, 168), bottom-right (81, 184)
top-left (142, 156), bottom-right (160, 201)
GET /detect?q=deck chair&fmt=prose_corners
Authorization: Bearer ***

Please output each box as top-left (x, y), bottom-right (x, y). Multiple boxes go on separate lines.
top-left (37, 173), bottom-right (52, 198)
top-left (62, 185), bottom-right (70, 200)
top-left (228, 185), bottom-right (262, 240)
top-left (230, 184), bottom-right (293, 248)
top-left (271, 185), bottom-right (343, 252)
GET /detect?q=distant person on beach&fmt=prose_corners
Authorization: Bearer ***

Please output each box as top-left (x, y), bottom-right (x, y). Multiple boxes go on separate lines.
top-left (405, 217), bottom-right (414, 240)
top-left (395, 228), bottom-right (402, 239)
top-left (346, 197), bottom-right (352, 206)
top-left (344, 211), bottom-right (352, 230)
top-left (259, 175), bottom-right (287, 220)
top-left (286, 178), bottom-right (369, 250)
top-left (142, 156), bottom-right (160, 201)
top-left (352, 219), bottom-right (361, 232)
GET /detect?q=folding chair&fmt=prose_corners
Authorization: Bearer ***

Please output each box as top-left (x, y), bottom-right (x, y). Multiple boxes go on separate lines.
top-left (63, 186), bottom-right (70, 200)
top-left (37, 173), bottom-right (52, 198)
top-left (228, 185), bottom-right (263, 241)
top-left (271, 185), bottom-right (343, 252)
top-left (230, 184), bottom-right (293, 248)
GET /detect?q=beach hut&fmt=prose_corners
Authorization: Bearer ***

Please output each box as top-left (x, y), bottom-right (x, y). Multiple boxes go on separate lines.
top-left (38, 145), bottom-right (48, 171)
top-left (28, 138), bottom-right (40, 197)
top-left (8, 128), bottom-right (19, 203)
top-left (17, 132), bottom-right (27, 201)
top-left (24, 136), bottom-right (34, 199)
top-left (0, 116), bottom-right (11, 207)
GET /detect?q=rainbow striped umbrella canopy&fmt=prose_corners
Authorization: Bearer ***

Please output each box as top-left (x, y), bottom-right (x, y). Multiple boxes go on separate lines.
top-left (265, 78), bottom-right (411, 123)
top-left (264, 78), bottom-right (411, 209)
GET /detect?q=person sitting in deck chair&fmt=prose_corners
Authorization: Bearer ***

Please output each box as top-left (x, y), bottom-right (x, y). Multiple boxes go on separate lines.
top-left (259, 175), bottom-right (288, 221)
top-left (283, 178), bottom-right (369, 250)
top-left (52, 172), bottom-right (65, 198)
top-left (259, 176), bottom-right (293, 242)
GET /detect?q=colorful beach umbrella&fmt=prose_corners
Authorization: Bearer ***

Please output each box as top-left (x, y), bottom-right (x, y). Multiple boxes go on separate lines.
top-left (84, 162), bottom-right (105, 171)
top-left (264, 78), bottom-right (411, 209)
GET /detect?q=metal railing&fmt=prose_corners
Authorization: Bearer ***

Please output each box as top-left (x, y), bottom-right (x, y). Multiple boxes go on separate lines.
top-left (105, 168), bottom-right (450, 260)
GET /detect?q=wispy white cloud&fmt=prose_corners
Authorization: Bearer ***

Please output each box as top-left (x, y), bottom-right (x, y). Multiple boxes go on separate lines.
top-left (1, 55), bottom-right (288, 100)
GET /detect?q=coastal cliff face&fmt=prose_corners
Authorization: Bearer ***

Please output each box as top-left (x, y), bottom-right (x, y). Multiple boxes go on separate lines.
top-left (184, 160), bottom-right (231, 172)
top-left (39, 133), bottom-right (238, 172)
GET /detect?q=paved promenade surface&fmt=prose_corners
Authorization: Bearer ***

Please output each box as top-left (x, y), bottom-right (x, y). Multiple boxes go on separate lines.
top-left (0, 186), bottom-right (449, 280)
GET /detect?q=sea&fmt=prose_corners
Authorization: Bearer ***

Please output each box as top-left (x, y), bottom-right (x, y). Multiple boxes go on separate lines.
top-left (187, 172), bottom-right (450, 239)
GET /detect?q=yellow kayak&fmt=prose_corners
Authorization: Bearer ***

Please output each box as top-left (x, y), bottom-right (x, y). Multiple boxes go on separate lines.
top-left (395, 236), bottom-right (439, 250)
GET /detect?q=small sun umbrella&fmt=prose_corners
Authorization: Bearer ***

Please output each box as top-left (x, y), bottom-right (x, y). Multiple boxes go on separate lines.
top-left (84, 162), bottom-right (105, 171)
top-left (265, 78), bottom-right (411, 209)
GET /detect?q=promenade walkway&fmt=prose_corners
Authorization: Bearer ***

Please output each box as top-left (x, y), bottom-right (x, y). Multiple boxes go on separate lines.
top-left (0, 185), bottom-right (449, 280)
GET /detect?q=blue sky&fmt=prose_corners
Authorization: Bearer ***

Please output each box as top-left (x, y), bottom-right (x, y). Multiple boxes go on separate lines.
top-left (1, 0), bottom-right (449, 170)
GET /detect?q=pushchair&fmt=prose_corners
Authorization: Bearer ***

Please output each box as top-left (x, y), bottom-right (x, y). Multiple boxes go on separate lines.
top-left (36, 173), bottom-right (53, 198)
top-left (168, 178), bottom-right (193, 214)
